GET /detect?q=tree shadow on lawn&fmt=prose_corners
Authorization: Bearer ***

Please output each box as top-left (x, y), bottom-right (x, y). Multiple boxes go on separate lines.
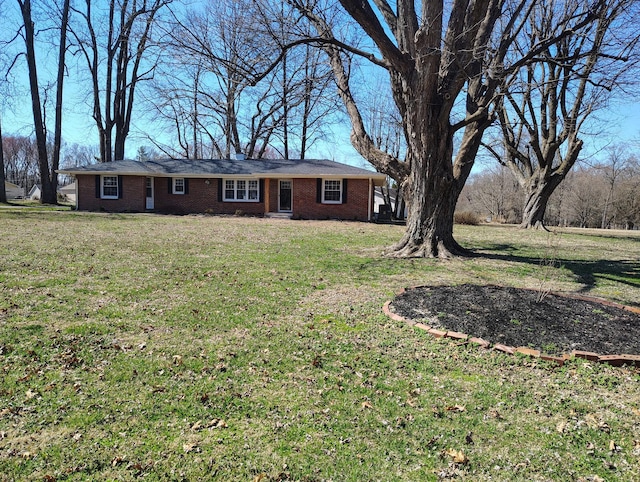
top-left (474, 243), bottom-right (640, 308)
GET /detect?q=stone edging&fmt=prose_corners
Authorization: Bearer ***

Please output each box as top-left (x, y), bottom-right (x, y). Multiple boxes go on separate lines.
top-left (383, 286), bottom-right (640, 368)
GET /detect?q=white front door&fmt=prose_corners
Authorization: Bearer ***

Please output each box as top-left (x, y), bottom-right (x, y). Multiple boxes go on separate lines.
top-left (145, 177), bottom-right (154, 210)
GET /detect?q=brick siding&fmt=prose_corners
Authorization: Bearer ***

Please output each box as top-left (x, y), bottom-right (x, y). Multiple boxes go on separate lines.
top-left (76, 174), bottom-right (145, 212)
top-left (292, 178), bottom-right (371, 221)
top-left (76, 175), bottom-right (373, 221)
top-left (153, 178), bottom-right (264, 215)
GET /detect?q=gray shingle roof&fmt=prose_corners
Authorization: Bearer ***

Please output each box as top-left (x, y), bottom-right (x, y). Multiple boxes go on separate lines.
top-left (58, 158), bottom-right (386, 180)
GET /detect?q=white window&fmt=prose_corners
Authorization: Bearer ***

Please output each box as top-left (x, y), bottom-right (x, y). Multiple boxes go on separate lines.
top-left (223, 179), bottom-right (260, 202)
top-left (101, 175), bottom-right (118, 199)
top-left (323, 179), bottom-right (342, 203)
top-left (248, 180), bottom-right (259, 200)
top-left (173, 178), bottom-right (185, 194)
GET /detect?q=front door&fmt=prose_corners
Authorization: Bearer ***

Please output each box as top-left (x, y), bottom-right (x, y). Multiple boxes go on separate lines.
top-left (279, 180), bottom-right (292, 212)
top-left (145, 177), bottom-right (154, 210)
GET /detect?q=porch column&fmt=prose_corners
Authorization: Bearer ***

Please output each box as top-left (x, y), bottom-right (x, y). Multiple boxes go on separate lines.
top-left (264, 178), bottom-right (270, 213)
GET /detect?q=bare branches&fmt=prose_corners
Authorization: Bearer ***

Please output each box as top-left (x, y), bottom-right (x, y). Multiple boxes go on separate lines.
top-left (336, 0), bottom-right (410, 72)
top-left (69, 0), bottom-right (170, 162)
top-left (291, 0), bottom-right (407, 180)
top-left (487, 0), bottom-right (639, 228)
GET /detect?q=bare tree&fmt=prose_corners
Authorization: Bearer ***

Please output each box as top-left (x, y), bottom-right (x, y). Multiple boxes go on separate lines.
top-left (486, 0), bottom-right (640, 229)
top-left (62, 142), bottom-right (100, 168)
top-left (143, 64), bottom-right (221, 159)
top-left (70, 0), bottom-right (170, 163)
top-left (288, 0), bottom-right (606, 257)
top-left (52, 0), bottom-right (70, 195)
top-left (16, 0), bottom-right (69, 204)
top-left (0, 0), bottom-right (4, 202)
top-left (613, 156), bottom-right (640, 229)
top-left (568, 166), bottom-right (606, 228)
top-left (0, 24), bottom-right (7, 202)
top-left (2, 135), bottom-right (40, 194)
top-left (594, 144), bottom-right (634, 229)
top-left (255, 0), bottom-right (338, 159)
top-left (151, 0), bottom-right (337, 160)
top-left (18, 0), bottom-right (51, 202)
top-left (158, 0), bottom-right (274, 158)
top-left (0, 117), bottom-right (6, 203)
top-left (462, 165), bottom-right (523, 223)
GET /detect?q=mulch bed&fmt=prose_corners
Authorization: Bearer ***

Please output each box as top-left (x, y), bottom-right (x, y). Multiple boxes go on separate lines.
top-left (389, 284), bottom-right (640, 357)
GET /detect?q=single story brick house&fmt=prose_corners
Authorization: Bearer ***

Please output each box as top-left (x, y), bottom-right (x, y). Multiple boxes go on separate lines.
top-left (57, 158), bottom-right (387, 221)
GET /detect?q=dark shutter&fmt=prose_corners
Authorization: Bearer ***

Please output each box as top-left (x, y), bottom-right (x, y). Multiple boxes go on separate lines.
top-left (168, 178), bottom-right (172, 194)
top-left (95, 175), bottom-right (100, 198)
top-left (218, 178), bottom-right (223, 202)
top-left (184, 179), bottom-right (189, 194)
top-left (341, 179), bottom-right (348, 204)
top-left (316, 178), bottom-right (322, 203)
top-left (117, 176), bottom-right (123, 199)
top-left (259, 179), bottom-right (264, 202)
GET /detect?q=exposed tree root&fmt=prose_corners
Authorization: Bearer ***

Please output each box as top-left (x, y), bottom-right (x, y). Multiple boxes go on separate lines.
top-left (384, 236), bottom-right (473, 259)
top-left (520, 220), bottom-right (550, 231)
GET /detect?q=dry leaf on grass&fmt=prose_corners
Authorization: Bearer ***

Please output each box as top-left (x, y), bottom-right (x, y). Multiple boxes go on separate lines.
top-left (207, 418), bottom-right (228, 429)
top-left (443, 448), bottom-right (468, 464)
top-left (361, 401), bottom-right (373, 410)
top-left (446, 405), bottom-right (466, 412)
top-left (182, 442), bottom-right (198, 453)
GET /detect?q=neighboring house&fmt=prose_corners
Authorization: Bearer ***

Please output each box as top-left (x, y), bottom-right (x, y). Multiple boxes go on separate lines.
top-left (57, 158), bottom-right (387, 221)
top-left (58, 182), bottom-right (76, 203)
top-left (374, 186), bottom-right (408, 220)
top-left (4, 181), bottom-right (23, 199)
top-left (28, 184), bottom-right (41, 200)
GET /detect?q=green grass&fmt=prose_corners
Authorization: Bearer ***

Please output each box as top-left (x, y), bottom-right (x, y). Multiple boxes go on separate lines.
top-left (1, 212), bottom-right (639, 481)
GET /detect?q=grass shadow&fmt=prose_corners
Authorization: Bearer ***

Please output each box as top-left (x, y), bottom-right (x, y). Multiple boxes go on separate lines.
top-left (474, 243), bottom-right (640, 308)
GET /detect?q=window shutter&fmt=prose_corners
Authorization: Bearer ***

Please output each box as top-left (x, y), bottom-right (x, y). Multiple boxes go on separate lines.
top-left (316, 178), bottom-right (322, 203)
top-left (184, 179), bottom-right (189, 194)
top-left (95, 175), bottom-right (100, 198)
top-left (168, 178), bottom-right (172, 194)
top-left (259, 179), bottom-right (264, 202)
top-left (118, 176), bottom-right (123, 199)
top-left (218, 178), bottom-right (223, 202)
top-left (341, 179), bottom-right (348, 204)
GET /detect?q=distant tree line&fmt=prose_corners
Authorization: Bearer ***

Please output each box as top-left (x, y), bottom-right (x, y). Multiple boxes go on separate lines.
top-left (458, 145), bottom-right (640, 230)
top-left (1, 135), bottom-right (97, 197)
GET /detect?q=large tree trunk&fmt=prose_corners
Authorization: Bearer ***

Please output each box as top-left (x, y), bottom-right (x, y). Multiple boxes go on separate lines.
top-left (519, 175), bottom-right (563, 229)
top-left (520, 189), bottom-right (550, 229)
top-left (99, 126), bottom-right (113, 163)
top-left (387, 122), bottom-right (468, 257)
top-left (390, 175), bottom-right (465, 258)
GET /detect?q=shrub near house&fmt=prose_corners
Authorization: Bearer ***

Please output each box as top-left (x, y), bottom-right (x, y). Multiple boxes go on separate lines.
top-left (58, 158), bottom-right (386, 221)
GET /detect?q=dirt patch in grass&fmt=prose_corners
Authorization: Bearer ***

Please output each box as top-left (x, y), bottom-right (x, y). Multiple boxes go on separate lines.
top-left (390, 284), bottom-right (640, 356)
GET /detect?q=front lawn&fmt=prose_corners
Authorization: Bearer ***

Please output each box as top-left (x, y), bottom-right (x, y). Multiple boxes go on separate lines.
top-left (1, 211), bottom-right (639, 481)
